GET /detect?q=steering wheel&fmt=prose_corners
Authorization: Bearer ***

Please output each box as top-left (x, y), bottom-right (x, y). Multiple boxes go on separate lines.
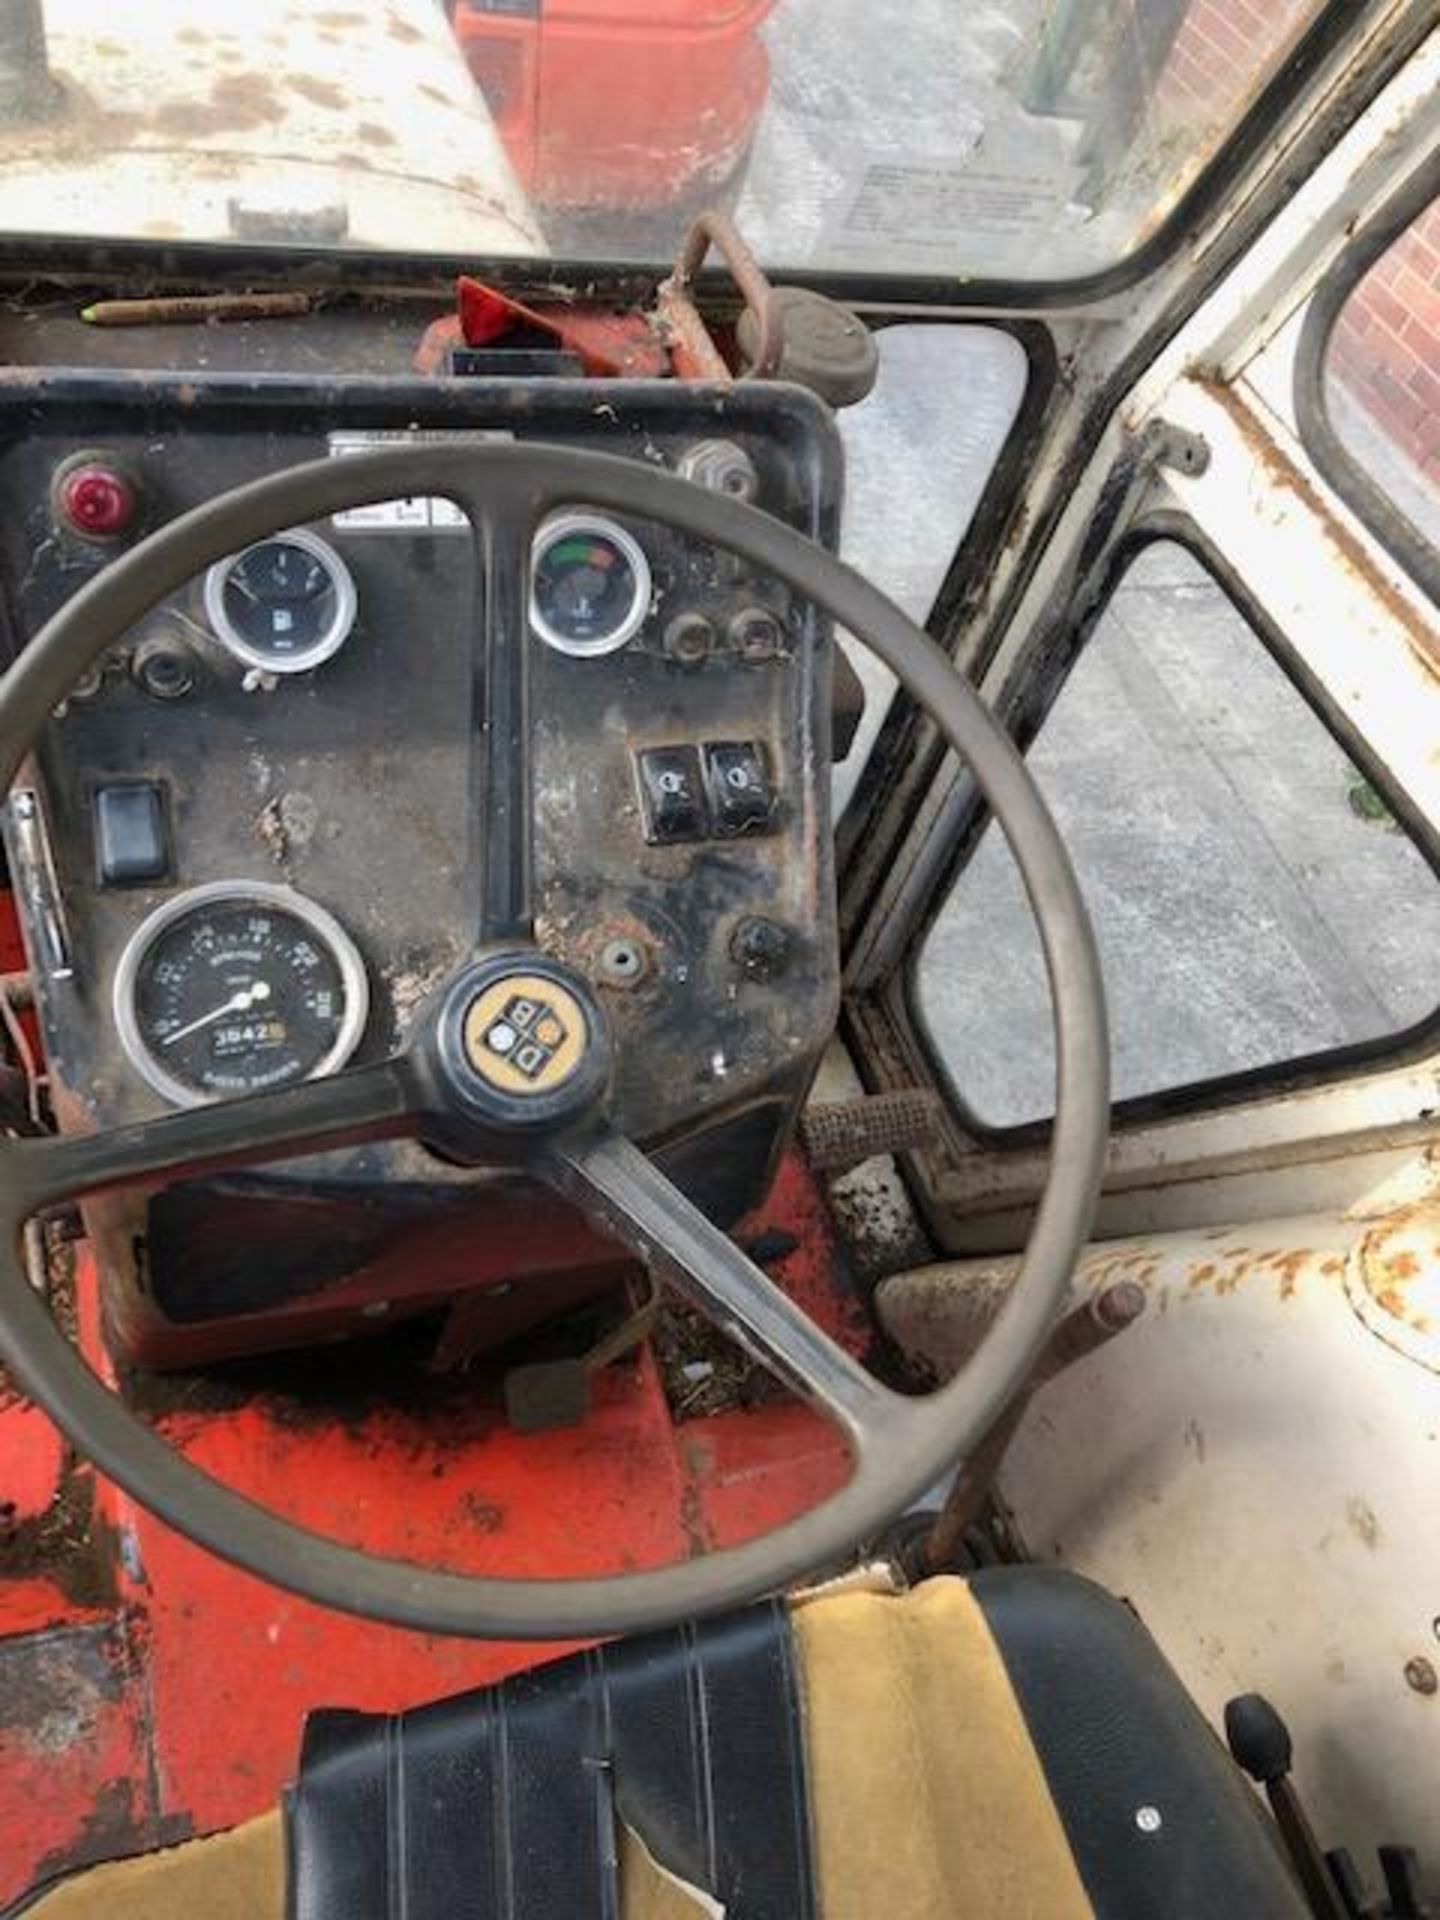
top-left (0, 444), bottom-right (1108, 1640)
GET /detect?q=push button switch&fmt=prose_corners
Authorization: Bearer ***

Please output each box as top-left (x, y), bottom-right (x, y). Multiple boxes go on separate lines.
top-left (703, 741), bottom-right (775, 837)
top-left (636, 746), bottom-right (708, 844)
top-left (94, 782), bottom-right (169, 886)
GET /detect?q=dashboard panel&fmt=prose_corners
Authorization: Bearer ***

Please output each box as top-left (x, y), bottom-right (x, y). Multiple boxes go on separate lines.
top-left (0, 372), bottom-right (847, 1365)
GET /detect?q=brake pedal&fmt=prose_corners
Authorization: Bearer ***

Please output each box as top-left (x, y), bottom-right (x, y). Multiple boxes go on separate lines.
top-left (503, 1282), bottom-right (661, 1434)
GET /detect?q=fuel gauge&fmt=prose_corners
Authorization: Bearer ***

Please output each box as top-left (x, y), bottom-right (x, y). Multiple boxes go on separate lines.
top-left (205, 529), bottom-right (357, 674)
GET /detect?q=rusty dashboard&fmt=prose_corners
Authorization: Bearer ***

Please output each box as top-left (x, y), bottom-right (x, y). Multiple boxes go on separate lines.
top-left (0, 372), bottom-right (847, 1365)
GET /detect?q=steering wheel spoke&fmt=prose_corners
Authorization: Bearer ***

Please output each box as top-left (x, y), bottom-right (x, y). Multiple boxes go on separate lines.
top-left (3, 1058), bottom-right (421, 1223)
top-left (468, 489), bottom-right (543, 948)
top-left (540, 1127), bottom-right (897, 1444)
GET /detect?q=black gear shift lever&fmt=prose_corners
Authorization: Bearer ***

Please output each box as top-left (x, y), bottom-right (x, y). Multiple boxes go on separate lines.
top-left (1225, 1694), bottom-right (1347, 1920)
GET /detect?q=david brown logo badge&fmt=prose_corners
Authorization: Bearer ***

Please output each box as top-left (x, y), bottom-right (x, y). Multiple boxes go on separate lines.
top-left (482, 994), bottom-right (569, 1081)
top-left (461, 972), bottom-right (589, 1098)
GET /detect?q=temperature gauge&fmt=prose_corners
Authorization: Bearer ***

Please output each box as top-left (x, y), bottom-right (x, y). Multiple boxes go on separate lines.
top-left (530, 514), bottom-right (651, 658)
top-left (205, 529), bottom-right (357, 674)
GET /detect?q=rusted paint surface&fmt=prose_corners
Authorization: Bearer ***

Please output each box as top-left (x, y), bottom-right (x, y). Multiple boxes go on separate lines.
top-left (878, 1207), bottom-right (1430, 1384)
top-left (1346, 1201), bottom-right (1440, 1375)
top-left (1196, 377), bottom-right (1440, 673)
top-left (1082, 1236), bottom-right (1345, 1304)
top-left (0, 1618), bottom-right (162, 1892)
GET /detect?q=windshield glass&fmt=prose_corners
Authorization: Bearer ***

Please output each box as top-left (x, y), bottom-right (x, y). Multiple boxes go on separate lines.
top-left (0, 0), bottom-right (1330, 277)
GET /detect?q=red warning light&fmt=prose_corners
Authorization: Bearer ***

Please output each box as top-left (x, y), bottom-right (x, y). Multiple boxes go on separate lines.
top-left (58, 463), bottom-right (138, 539)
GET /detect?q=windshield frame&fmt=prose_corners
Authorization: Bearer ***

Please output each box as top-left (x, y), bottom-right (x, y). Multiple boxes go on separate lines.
top-left (0, 0), bottom-right (1374, 309)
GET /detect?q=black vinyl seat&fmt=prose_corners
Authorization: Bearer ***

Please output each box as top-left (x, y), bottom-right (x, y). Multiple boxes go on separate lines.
top-left (289, 1568), bottom-right (1308, 1919)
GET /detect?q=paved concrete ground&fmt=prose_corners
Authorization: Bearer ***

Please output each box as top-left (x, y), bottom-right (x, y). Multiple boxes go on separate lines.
top-left (915, 541), bottom-right (1440, 1125)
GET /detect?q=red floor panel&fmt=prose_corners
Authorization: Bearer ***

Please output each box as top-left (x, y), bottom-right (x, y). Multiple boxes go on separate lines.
top-left (0, 1155), bottom-right (864, 1902)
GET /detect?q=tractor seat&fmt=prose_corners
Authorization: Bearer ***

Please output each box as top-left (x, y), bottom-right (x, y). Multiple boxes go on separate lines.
top-left (17, 1568), bottom-right (1307, 1918)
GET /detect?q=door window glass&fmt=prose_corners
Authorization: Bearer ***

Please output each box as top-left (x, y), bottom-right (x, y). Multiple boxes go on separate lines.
top-left (1322, 197), bottom-right (1440, 551)
top-left (834, 325), bottom-right (1028, 812)
top-left (916, 541), bottom-right (1440, 1127)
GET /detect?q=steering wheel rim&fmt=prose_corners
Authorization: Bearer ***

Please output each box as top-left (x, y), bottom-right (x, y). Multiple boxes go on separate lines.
top-left (0, 441), bottom-right (1108, 1639)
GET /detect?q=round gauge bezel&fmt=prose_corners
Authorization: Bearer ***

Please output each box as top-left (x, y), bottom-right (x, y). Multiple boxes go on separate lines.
top-left (529, 512), bottom-right (652, 658)
top-left (203, 528), bottom-right (358, 675)
top-left (113, 880), bottom-right (371, 1109)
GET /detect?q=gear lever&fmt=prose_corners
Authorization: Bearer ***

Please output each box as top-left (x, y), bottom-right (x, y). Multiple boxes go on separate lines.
top-left (1225, 1694), bottom-right (1347, 1920)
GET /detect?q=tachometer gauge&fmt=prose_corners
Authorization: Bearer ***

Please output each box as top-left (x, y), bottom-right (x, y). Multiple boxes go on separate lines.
top-left (530, 513), bottom-right (651, 657)
top-left (114, 882), bottom-right (369, 1108)
top-left (204, 529), bottom-right (357, 674)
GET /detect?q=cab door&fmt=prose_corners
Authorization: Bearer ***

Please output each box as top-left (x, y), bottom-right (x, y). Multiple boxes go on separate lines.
top-left (833, 4), bottom-right (1440, 1877)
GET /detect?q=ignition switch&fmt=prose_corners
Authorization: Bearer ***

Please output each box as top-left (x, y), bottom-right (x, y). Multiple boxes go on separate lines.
top-left (132, 632), bottom-right (198, 702)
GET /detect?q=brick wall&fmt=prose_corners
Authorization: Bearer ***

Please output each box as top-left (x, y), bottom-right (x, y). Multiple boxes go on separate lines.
top-left (1155, 0), bottom-right (1315, 126)
top-left (1155, 0), bottom-right (1438, 494)
top-left (1326, 207), bottom-right (1440, 492)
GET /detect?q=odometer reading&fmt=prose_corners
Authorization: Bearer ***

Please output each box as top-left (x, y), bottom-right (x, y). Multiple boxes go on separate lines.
top-left (114, 883), bottom-right (368, 1107)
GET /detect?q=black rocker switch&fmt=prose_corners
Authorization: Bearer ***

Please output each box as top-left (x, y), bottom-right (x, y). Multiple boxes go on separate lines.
top-left (94, 782), bottom-right (169, 886)
top-left (703, 740), bottom-right (775, 837)
top-left (636, 746), bottom-right (708, 844)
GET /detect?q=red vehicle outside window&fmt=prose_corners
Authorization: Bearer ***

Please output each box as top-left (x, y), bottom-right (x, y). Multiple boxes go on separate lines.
top-left (449, 0), bottom-right (775, 215)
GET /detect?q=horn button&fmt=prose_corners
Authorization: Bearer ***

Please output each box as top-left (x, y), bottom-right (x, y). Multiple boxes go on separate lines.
top-left (435, 954), bottom-right (609, 1131)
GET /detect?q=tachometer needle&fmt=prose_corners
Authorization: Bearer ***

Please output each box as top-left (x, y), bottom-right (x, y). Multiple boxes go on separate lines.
top-left (160, 979), bottom-right (271, 1048)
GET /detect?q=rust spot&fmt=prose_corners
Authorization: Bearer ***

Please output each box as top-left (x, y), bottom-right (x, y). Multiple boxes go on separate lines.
top-left (1382, 1249), bottom-right (1420, 1282)
top-left (314, 7), bottom-right (365, 21)
top-left (458, 1493), bottom-right (503, 1535)
top-left (1319, 1256), bottom-right (1344, 1277)
top-left (388, 8), bottom-right (423, 43)
top-left (1404, 1655), bottom-right (1437, 1697)
top-left (29, 1774), bottom-right (192, 1888)
top-left (1197, 379), bottom-right (1440, 673)
top-left (355, 120), bottom-right (398, 149)
top-left (287, 73), bottom-right (347, 111)
top-left (1188, 1263), bottom-right (1216, 1289)
top-left (176, 25), bottom-right (206, 44)
top-left (1272, 1250), bottom-right (1313, 1300)
top-left (676, 1434), bottom-right (713, 1558)
top-left (151, 72), bottom-right (283, 138)
top-left (0, 1620), bottom-right (124, 1754)
top-left (1347, 1497), bottom-right (1381, 1551)
top-left (420, 81), bottom-right (452, 106)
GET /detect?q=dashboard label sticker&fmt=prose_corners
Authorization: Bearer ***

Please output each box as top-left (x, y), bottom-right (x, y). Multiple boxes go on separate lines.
top-left (326, 428), bottom-right (512, 531)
